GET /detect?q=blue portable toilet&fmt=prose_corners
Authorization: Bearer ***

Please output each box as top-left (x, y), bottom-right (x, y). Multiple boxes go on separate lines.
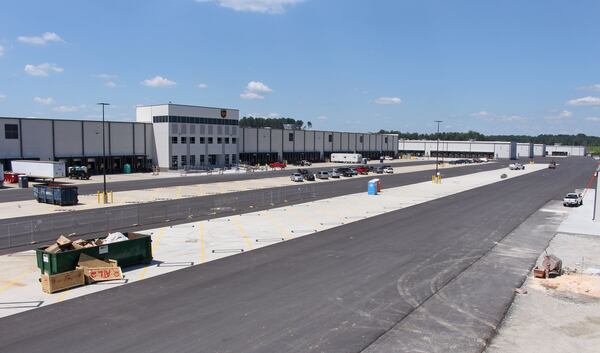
top-left (368, 179), bottom-right (378, 195)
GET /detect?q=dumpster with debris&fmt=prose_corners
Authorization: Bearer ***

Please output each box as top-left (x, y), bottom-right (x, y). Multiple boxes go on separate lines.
top-left (36, 232), bottom-right (153, 275)
top-left (33, 184), bottom-right (79, 206)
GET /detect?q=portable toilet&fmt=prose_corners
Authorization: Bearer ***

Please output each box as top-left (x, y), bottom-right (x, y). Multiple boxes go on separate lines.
top-left (373, 178), bottom-right (381, 192)
top-left (123, 164), bottom-right (131, 174)
top-left (368, 179), bottom-right (378, 195)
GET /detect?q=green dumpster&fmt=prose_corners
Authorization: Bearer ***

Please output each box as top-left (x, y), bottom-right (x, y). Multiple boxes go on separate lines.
top-left (36, 232), bottom-right (153, 275)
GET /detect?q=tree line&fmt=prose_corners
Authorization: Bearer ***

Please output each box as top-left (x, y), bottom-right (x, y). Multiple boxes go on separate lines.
top-left (239, 116), bottom-right (312, 130)
top-left (378, 130), bottom-right (600, 147)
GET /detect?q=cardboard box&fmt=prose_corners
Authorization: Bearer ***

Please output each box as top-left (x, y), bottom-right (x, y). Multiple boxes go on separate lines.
top-left (77, 254), bottom-right (123, 283)
top-left (56, 235), bottom-right (72, 246)
top-left (40, 268), bottom-right (85, 294)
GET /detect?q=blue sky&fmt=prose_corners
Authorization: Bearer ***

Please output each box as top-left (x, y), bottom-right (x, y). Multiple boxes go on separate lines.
top-left (1, 0), bottom-right (600, 135)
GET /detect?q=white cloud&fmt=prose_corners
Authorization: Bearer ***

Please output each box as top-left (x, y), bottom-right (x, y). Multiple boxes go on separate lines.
top-left (545, 110), bottom-right (572, 121)
top-left (94, 73), bottom-right (120, 88)
top-left (579, 84), bottom-right (600, 92)
top-left (241, 80), bottom-right (272, 99)
top-left (470, 111), bottom-right (490, 117)
top-left (197, 83), bottom-right (208, 89)
top-left (0, 45), bottom-right (4, 57)
top-left (567, 96), bottom-right (600, 106)
top-left (141, 76), bottom-right (176, 87)
top-left (317, 115), bottom-right (328, 120)
top-left (246, 81), bottom-right (272, 93)
top-left (240, 91), bottom-right (264, 100)
top-left (17, 32), bottom-right (63, 45)
top-left (374, 97), bottom-right (402, 105)
top-left (586, 117), bottom-right (600, 122)
top-left (24, 63), bottom-right (63, 76)
top-left (196, 0), bottom-right (303, 14)
top-left (33, 96), bottom-right (54, 105)
top-left (53, 105), bottom-right (84, 113)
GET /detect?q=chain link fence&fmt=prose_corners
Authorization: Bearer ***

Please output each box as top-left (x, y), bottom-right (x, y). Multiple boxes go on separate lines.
top-left (0, 183), bottom-right (328, 251)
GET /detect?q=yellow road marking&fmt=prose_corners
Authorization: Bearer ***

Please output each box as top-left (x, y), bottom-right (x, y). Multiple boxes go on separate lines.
top-left (263, 211), bottom-right (292, 240)
top-left (139, 228), bottom-right (165, 280)
top-left (199, 222), bottom-right (206, 264)
top-left (0, 265), bottom-right (36, 294)
top-left (231, 217), bottom-right (254, 250)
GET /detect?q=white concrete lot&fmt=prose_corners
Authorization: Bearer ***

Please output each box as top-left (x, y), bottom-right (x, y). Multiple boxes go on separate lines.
top-left (0, 164), bottom-right (549, 319)
top-left (0, 162), bottom-right (466, 220)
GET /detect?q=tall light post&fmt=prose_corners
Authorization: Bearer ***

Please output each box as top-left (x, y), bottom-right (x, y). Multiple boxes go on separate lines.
top-left (434, 120), bottom-right (443, 176)
top-left (97, 102), bottom-right (110, 203)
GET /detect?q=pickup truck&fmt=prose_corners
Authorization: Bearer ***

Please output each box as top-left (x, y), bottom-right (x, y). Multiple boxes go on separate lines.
top-left (563, 192), bottom-right (583, 207)
top-left (269, 162), bottom-right (287, 169)
top-left (355, 166), bottom-right (369, 175)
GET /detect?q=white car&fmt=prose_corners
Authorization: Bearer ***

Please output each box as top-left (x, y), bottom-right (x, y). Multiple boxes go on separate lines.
top-left (563, 193), bottom-right (583, 207)
top-left (383, 166), bottom-right (394, 174)
top-left (384, 156), bottom-right (394, 160)
top-left (290, 173), bottom-right (304, 182)
top-left (509, 163), bottom-right (525, 170)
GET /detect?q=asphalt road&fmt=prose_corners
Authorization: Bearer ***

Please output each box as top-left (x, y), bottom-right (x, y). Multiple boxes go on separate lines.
top-left (0, 160), bottom-right (433, 203)
top-left (0, 157), bottom-right (595, 353)
top-left (0, 161), bottom-right (507, 252)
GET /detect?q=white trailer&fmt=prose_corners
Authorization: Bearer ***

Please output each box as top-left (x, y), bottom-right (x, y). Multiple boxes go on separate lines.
top-left (11, 160), bottom-right (66, 180)
top-left (330, 153), bottom-right (362, 163)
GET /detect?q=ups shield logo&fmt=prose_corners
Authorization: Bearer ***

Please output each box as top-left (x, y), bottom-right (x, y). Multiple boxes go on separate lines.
top-left (220, 109), bottom-right (227, 118)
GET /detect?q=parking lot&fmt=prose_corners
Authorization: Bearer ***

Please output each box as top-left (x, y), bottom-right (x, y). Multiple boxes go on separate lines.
top-left (0, 163), bottom-right (547, 319)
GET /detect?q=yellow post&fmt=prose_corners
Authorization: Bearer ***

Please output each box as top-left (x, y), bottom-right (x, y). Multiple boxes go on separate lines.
top-left (97, 191), bottom-right (100, 204)
top-left (432, 175), bottom-right (435, 183)
top-left (438, 175), bottom-right (442, 183)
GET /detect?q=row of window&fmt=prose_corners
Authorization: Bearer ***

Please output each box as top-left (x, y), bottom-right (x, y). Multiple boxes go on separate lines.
top-left (171, 154), bottom-right (237, 168)
top-left (4, 124), bottom-right (18, 139)
top-left (171, 136), bottom-right (237, 144)
top-left (154, 116), bottom-right (238, 126)
top-left (286, 132), bottom-right (387, 144)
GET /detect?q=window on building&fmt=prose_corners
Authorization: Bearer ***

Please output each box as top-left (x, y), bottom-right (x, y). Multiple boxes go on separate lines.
top-left (200, 155), bottom-right (205, 164)
top-left (171, 136), bottom-right (178, 144)
top-left (190, 155), bottom-right (196, 166)
top-left (225, 154), bottom-right (230, 165)
top-left (359, 136), bottom-right (364, 143)
top-left (4, 124), bottom-right (18, 139)
top-left (217, 137), bottom-right (223, 144)
top-left (289, 133), bottom-right (294, 142)
top-left (232, 137), bottom-right (237, 144)
top-left (328, 134), bottom-right (333, 142)
top-left (190, 137), bottom-right (195, 144)
top-left (231, 154), bottom-right (237, 164)
top-left (208, 154), bottom-right (216, 165)
top-left (171, 155), bottom-right (178, 169)
top-left (208, 137), bottom-right (214, 144)
top-left (200, 137), bottom-right (206, 144)
top-left (199, 125), bottom-right (206, 134)
top-left (384, 137), bottom-right (388, 143)
top-left (181, 155), bottom-right (187, 166)
top-left (224, 137), bottom-right (230, 144)
top-left (181, 136), bottom-right (187, 144)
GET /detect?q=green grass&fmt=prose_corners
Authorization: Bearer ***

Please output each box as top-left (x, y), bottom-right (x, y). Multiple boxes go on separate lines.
top-left (587, 146), bottom-right (600, 155)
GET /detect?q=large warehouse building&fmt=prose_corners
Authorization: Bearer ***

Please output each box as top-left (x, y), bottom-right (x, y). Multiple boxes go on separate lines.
top-left (0, 103), bottom-right (399, 173)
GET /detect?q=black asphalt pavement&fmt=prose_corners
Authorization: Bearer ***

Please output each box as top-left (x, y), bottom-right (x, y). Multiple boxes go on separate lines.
top-left (0, 160), bottom-right (433, 203)
top-left (0, 161), bottom-right (506, 252)
top-left (0, 157), bottom-right (595, 353)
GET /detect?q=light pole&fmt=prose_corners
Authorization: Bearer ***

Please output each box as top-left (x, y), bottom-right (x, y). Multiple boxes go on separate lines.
top-left (97, 102), bottom-right (110, 203)
top-left (434, 120), bottom-right (442, 176)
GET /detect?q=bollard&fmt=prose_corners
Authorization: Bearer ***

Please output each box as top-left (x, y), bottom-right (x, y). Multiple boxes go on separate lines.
top-left (97, 191), bottom-right (100, 204)
top-left (432, 175), bottom-right (436, 183)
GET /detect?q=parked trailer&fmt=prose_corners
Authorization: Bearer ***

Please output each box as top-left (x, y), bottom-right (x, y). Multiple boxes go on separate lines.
top-left (11, 160), bottom-right (66, 180)
top-left (330, 153), bottom-right (363, 163)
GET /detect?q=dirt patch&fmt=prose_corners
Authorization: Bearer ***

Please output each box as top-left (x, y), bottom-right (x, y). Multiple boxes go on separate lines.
top-left (531, 273), bottom-right (600, 298)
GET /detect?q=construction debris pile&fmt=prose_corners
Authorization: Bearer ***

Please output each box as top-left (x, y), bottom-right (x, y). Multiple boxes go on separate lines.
top-left (36, 232), bottom-right (152, 294)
